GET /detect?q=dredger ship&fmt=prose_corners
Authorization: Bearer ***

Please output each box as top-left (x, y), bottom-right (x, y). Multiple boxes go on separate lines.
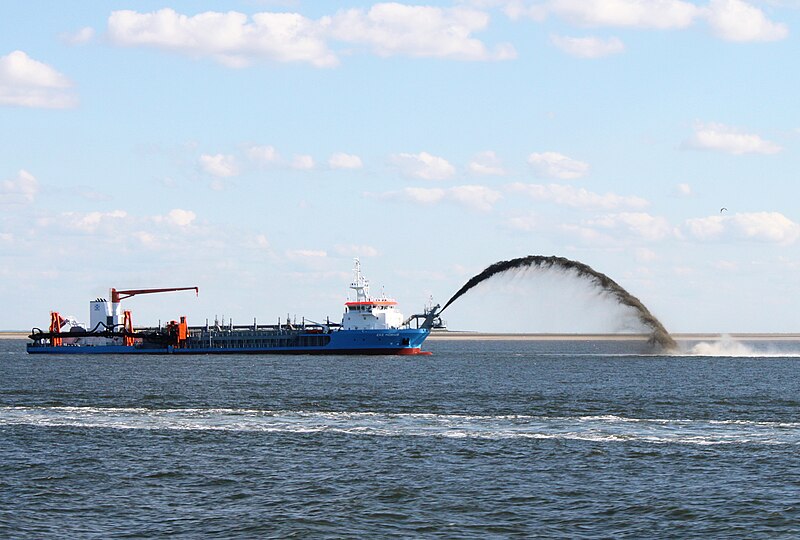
top-left (27, 260), bottom-right (439, 355)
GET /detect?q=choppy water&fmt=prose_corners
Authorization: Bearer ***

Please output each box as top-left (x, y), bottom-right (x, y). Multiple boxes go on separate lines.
top-left (3, 338), bottom-right (800, 538)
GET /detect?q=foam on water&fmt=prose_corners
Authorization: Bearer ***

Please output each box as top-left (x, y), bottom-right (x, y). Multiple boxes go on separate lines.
top-left (2, 406), bottom-right (798, 445)
top-left (681, 336), bottom-right (800, 357)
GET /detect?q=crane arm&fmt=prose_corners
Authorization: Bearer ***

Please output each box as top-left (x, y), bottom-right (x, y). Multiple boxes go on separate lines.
top-left (111, 287), bottom-right (199, 302)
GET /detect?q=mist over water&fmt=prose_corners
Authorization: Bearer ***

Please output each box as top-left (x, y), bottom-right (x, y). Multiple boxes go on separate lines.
top-left (441, 255), bottom-right (677, 350)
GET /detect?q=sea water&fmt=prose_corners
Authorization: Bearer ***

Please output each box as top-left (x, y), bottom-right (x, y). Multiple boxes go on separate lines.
top-left (2, 338), bottom-right (800, 538)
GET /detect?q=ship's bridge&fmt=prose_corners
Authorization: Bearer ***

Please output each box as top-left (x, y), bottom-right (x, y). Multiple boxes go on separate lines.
top-left (342, 259), bottom-right (405, 330)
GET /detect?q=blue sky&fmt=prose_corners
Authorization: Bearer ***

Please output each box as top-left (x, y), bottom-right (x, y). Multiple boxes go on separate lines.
top-left (1, 0), bottom-right (799, 333)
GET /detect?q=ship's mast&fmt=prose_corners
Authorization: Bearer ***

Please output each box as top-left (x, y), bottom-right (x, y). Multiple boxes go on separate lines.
top-left (349, 258), bottom-right (370, 302)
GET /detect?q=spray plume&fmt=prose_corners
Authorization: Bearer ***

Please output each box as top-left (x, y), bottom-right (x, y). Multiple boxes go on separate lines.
top-left (439, 255), bottom-right (677, 351)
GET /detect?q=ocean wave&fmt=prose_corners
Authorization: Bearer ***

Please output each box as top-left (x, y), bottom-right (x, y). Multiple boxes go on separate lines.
top-left (2, 406), bottom-right (799, 445)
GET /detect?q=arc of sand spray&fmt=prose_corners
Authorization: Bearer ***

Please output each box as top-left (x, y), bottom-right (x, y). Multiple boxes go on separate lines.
top-left (438, 255), bottom-right (677, 351)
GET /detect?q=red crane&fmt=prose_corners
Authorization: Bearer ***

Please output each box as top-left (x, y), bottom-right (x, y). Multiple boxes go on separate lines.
top-left (111, 287), bottom-right (198, 348)
top-left (110, 287), bottom-right (199, 303)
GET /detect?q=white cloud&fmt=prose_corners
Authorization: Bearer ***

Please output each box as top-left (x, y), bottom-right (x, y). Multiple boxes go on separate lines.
top-left (162, 209), bottom-right (196, 227)
top-left (107, 5), bottom-right (516, 67)
top-left (685, 212), bottom-right (800, 244)
top-left (254, 234), bottom-right (270, 249)
top-left (528, 151), bottom-right (589, 179)
top-left (560, 223), bottom-right (614, 244)
top-left (467, 151), bottom-right (506, 176)
top-left (447, 185), bottom-right (503, 211)
top-left (733, 212), bottom-right (800, 243)
top-left (199, 154), bottom-right (239, 177)
top-left (502, 0), bottom-right (787, 43)
top-left (329, 4), bottom-right (516, 61)
top-left (61, 27), bottom-right (96, 45)
top-left (674, 183), bottom-right (693, 197)
top-left (544, 0), bottom-right (701, 29)
top-left (1, 170), bottom-right (39, 204)
top-left (509, 182), bottom-right (649, 210)
top-left (684, 122), bottom-right (782, 155)
top-left (63, 210), bottom-right (129, 234)
top-left (391, 152), bottom-right (456, 180)
top-left (0, 50), bottom-right (77, 109)
top-left (506, 213), bottom-right (538, 231)
top-left (108, 8), bottom-right (338, 68)
top-left (328, 152), bottom-right (363, 169)
top-left (385, 187), bottom-right (447, 205)
top-left (246, 145), bottom-right (280, 165)
top-left (685, 215), bottom-right (726, 240)
top-left (375, 185), bottom-right (501, 211)
top-left (588, 212), bottom-right (674, 241)
top-left (334, 244), bottom-right (379, 257)
top-left (550, 34), bottom-right (625, 58)
top-left (291, 154), bottom-right (315, 170)
top-left (706, 0), bottom-right (789, 42)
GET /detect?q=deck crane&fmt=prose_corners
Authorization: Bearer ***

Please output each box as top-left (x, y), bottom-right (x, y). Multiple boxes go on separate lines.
top-left (110, 287), bottom-right (199, 303)
top-left (109, 287), bottom-right (199, 345)
top-left (45, 287), bottom-right (199, 348)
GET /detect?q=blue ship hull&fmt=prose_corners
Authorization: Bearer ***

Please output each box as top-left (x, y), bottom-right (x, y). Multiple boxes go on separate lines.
top-left (26, 328), bottom-right (431, 355)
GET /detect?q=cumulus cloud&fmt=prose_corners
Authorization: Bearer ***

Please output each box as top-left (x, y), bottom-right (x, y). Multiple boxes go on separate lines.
top-left (685, 212), bottom-right (800, 244)
top-left (541, 0), bottom-right (701, 29)
top-left (162, 209), bottom-right (196, 227)
top-left (328, 4), bottom-right (516, 61)
top-left (550, 34), bottom-right (625, 58)
top-left (199, 154), bottom-right (239, 177)
top-left (506, 213), bottom-right (538, 232)
top-left (706, 0), bottom-right (789, 42)
top-left (375, 185), bottom-right (501, 212)
top-left (108, 8), bottom-right (338, 68)
top-left (391, 152), bottom-right (456, 180)
top-left (0, 50), bottom-right (77, 108)
top-left (107, 5), bottom-right (515, 67)
top-left (674, 183), bottom-right (693, 197)
top-left (685, 214), bottom-right (725, 240)
top-left (587, 212), bottom-right (673, 241)
top-left (388, 187), bottom-right (446, 204)
top-left (503, 0), bottom-right (788, 43)
top-left (291, 154), bottom-right (315, 170)
top-left (683, 122), bottom-right (782, 155)
top-left (1, 170), bottom-right (39, 204)
top-left (447, 185), bottom-right (503, 211)
top-left (328, 152), bottom-right (363, 169)
top-left (467, 151), bottom-right (506, 176)
top-left (509, 183), bottom-right (648, 210)
top-left (62, 210), bottom-right (129, 234)
top-left (246, 145), bottom-right (280, 165)
top-left (528, 152), bottom-right (589, 179)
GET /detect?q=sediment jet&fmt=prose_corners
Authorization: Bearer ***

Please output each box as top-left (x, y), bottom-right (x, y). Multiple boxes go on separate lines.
top-left (439, 255), bottom-right (677, 351)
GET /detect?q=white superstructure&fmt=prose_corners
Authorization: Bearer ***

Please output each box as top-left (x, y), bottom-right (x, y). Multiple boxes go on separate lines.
top-left (342, 259), bottom-right (405, 330)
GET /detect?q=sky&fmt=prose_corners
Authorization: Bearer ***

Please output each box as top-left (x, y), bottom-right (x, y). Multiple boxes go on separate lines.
top-left (1, 0), bottom-right (799, 333)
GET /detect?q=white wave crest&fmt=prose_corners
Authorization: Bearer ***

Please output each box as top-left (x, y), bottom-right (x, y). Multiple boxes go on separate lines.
top-left (2, 406), bottom-right (799, 446)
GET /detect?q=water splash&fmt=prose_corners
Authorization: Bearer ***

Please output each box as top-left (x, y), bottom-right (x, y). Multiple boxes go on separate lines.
top-left (440, 255), bottom-right (677, 351)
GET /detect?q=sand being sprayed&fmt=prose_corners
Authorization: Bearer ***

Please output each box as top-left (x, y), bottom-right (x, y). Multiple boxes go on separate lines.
top-left (440, 255), bottom-right (677, 351)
